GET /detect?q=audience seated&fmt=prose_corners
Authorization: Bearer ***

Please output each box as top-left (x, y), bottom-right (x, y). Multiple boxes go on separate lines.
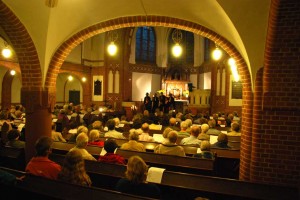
top-left (193, 141), bottom-right (214, 159)
top-left (181, 125), bottom-right (201, 145)
top-left (115, 156), bottom-right (161, 199)
top-left (98, 139), bottom-right (126, 165)
top-left (26, 136), bottom-right (61, 180)
top-left (0, 121), bottom-right (12, 146)
top-left (120, 129), bottom-right (146, 152)
top-left (57, 149), bottom-right (92, 186)
top-left (68, 125), bottom-right (88, 143)
top-left (69, 132), bottom-right (96, 161)
top-left (0, 169), bottom-right (24, 185)
top-left (154, 131), bottom-right (186, 156)
top-left (104, 119), bottom-right (126, 139)
top-left (139, 123), bottom-right (154, 142)
top-left (167, 117), bottom-right (180, 131)
top-left (6, 129), bottom-right (25, 148)
top-left (212, 133), bottom-right (231, 149)
top-left (88, 129), bottom-right (104, 147)
top-left (177, 121), bottom-right (190, 138)
top-left (197, 124), bottom-right (210, 141)
top-left (51, 123), bottom-right (66, 142)
top-left (162, 127), bottom-right (173, 144)
top-left (227, 122), bottom-right (241, 136)
top-left (207, 119), bottom-right (221, 136)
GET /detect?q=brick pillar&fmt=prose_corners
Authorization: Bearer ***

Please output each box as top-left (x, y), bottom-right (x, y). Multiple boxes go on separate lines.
top-left (21, 88), bottom-right (55, 162)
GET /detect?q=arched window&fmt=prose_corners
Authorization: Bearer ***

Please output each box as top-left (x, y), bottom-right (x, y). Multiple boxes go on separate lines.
top-left (135, 26), bottom-right (156, 63)
top-left (168, 29), bottom-right (194, 66)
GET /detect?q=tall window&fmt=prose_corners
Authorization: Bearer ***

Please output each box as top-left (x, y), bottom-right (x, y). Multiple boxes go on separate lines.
top-left (168, 29), bottom-right (194, 65)
top-left (204, 38), bottom-right (211, 61)
top-left (135, 27), bottom-right (156, 63)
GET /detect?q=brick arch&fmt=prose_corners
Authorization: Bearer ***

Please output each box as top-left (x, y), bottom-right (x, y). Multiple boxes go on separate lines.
top-left (0, 2), bottom-right (42, 89)
top-left (46, 16), bottom-right (253, 180)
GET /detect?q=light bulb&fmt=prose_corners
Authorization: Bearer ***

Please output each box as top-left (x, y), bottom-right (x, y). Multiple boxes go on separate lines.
top-left (81, 77), bottom-right (86, 82)
top-left (172, 43), bottom-right (182, 57)
top-left (2, 48), bottom-right (12, 58)
top-left (107, 42), bottom-right (117, 56)
top-left (68, 75), bottom-right (73, 81)
top-left (212, 47), bottom-right (222, 61)
top-left (10, 70), bottom-right (16, 76)
top-left (228, 58), bottom-right (236, 66)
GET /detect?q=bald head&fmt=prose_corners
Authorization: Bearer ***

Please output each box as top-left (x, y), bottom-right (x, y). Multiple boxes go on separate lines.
top-left (169, 117), bottom-right (177, 126)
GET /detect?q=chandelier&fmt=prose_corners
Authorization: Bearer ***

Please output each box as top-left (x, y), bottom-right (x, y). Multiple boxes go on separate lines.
top-left (107, 31), bottom-right (118, 56)
top-left (171, 29), bottom-right (183, 57)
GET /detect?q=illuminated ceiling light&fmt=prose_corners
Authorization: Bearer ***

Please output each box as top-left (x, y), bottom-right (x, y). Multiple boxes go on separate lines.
top-left (10, 70), bottom-right (16, 76)
top-left (228, 58), bottom-right (236, 66)
top-left (212, 46), bottom-right (222, 61)
top-left (107, 42), bottom-right (117, 56)
top-left (2, 47), bottom-right (12, 58)
top-left (172, 29), bottom-right (183, 57)
top-left (81, 77), bottom-right (87, 82)
top-left (68, 75), bottom-right (73, 81)
top-left (107, 31), bottom-right (118, 56)
top-left (172, 43), bottom-right (182, 57)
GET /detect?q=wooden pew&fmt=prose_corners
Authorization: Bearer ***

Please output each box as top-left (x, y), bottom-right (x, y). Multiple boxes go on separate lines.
top-left (47, 154), bottom-right (299, 200)
top-left (0, 146), bottom-right (25, 171)
top-left (116, 149), bottom-right (215, 175)
top-left (0, 166), bottom-right (156, 200)
top-left (51, 141), bottom-right (102, 158)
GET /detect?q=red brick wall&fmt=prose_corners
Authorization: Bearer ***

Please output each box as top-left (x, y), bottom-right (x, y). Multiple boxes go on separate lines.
top-left (250, 0), bottom-right (300, 185)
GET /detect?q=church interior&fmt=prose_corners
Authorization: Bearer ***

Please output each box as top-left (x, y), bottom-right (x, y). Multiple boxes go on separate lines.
top-left (0, 0), bottom-right (299, 199)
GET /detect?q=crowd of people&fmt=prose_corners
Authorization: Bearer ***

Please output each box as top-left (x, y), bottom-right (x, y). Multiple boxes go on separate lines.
top-left (0, 102), bottom-right (241, 199)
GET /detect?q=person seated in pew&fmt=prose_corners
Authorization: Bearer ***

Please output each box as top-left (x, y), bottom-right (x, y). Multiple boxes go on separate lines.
top-left (227, 122), bottom-right (241, 136)
top-left (51, 123), bottom-right (66, 142)
top-left (184, 118), bottom-right (193, 133)
top-left (162, 127), bottom-right (173, 144)
top-left (120, 129), bottom-right (146, 152)
top-left (212, 133), bottom-right (231, 149)
top-left (115, 156), bottom-right (161, 199)
top-left (206, 119), bottom-right (221, 136)
top-left (166, 117), bottom-right (180, 131)
top-left (57, 149), bottom-right (92, 187)
top-left (26, 136), bottom-right (61, 180)
top-left (177, 121), bottom-right (190, 138)
top-left (1, 121), bottom-right (12, 146)
top-left (193, 141), bottom-right (214, 159)
top-left (68, 125), bottom-right (89, 143)
top-left (197, 124), bottom-right (210, 141)
top-left (154, 131), bottom-right (186, 156)
top-left (88, 129), bottom-right (104, 147)
top-left (98, 139), bottom-right (126, 165)
top-left (139, 123), bottom-right (155, 142)
top-left (0, 169), bottom-right (25, 185)
top-left (69, 133), bottom-right (97, 161)
top-left (180, 125), bottom-right (201, 146)
top-left (104, 119), bottom-right (126, 139)
top-left (6, 129), bottom-right (25, 148)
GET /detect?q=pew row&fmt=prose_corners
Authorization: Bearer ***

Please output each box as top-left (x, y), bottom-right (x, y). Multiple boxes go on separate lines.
top-left (0, 146), bottom-right (25, 171)
top-left (48, 154), bottom-right (299, 200)
top-left (116, 148), bottom-right (215, 175)
top-left (0, 167), bottom-right (156, 200)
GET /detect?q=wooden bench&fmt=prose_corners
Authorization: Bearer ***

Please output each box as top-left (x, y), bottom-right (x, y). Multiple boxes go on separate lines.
top-left (47, 154), bottom-right (299, 200)
top-left (0, 146), bottom-right (25, 171)
top-left (116, 149), bottom-right (215, 175)
top-left (51, 141), bottom-right (102, 157)
top-left (0, 166), bottom-right (156, 200)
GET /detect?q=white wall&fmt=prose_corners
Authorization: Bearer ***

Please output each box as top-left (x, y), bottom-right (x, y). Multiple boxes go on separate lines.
top-left (11, 76), bottom-right (21, 104)
top-left (204, 72), bottom-right (211, 89)
top-left (132, 72), bottom-right (152, 101)
top-left (56, 73), bottom-right (83, 104)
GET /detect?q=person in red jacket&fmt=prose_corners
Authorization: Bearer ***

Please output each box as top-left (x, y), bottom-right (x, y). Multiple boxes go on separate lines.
top-left (26, 136), bottom-right (61, 180)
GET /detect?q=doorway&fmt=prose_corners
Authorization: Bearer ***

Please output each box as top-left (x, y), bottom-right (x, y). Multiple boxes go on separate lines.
top-left (69, 90), bottom-right (80, 106)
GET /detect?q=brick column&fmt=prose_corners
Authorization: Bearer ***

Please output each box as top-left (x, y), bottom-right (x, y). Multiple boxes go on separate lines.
top-left (21, 88), bottom-right (55, 162)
